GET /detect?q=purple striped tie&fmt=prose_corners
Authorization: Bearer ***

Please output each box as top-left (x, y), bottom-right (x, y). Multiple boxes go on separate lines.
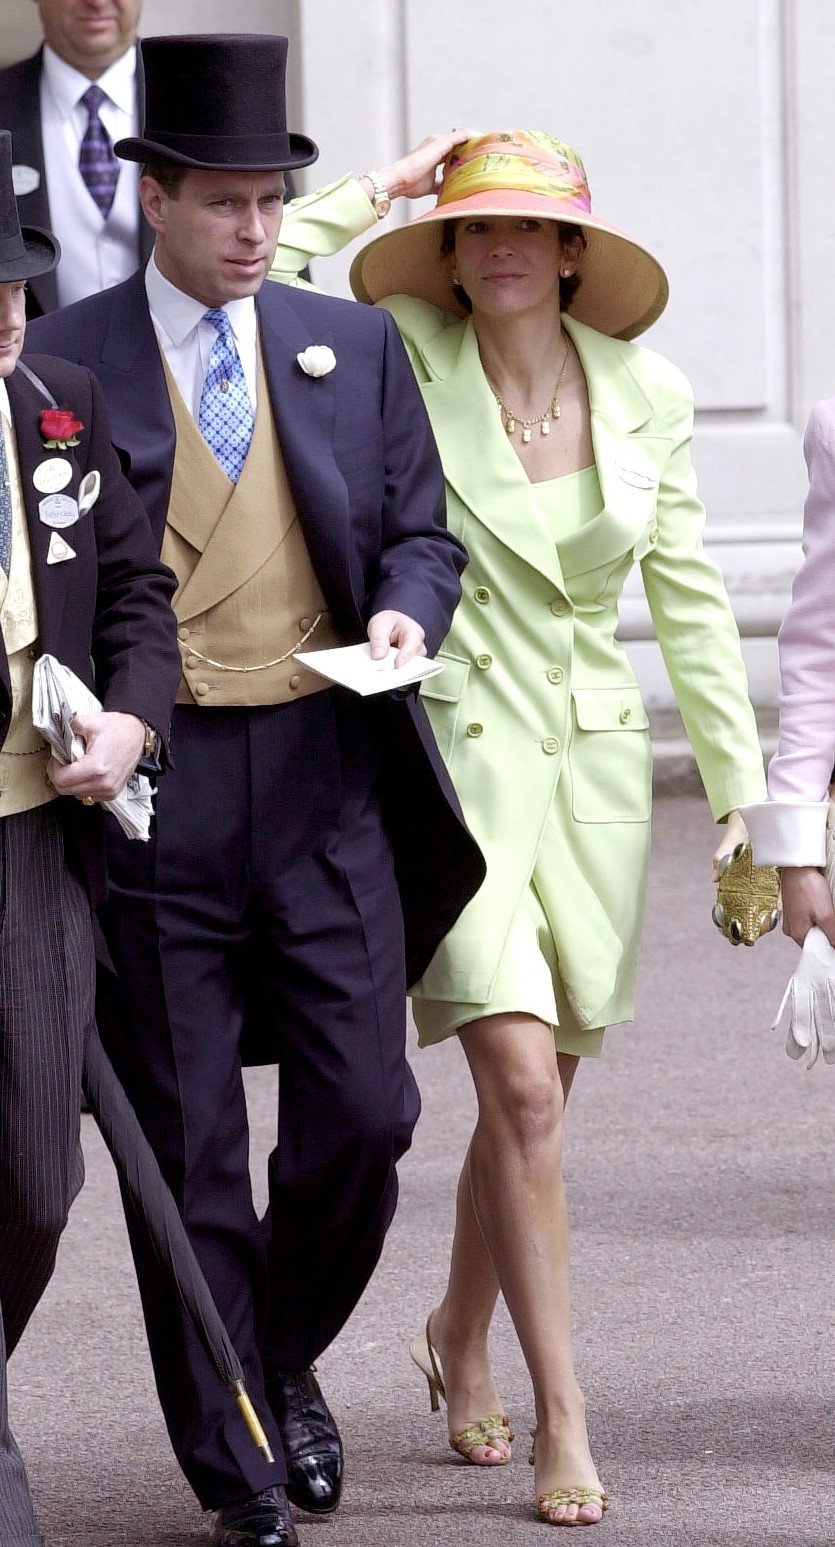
top-left (78, 84), bottom-right (119, 218)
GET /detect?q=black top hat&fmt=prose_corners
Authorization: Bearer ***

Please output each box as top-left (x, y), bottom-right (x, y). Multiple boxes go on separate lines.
top-left (0, 130), bottom-right (60, 282)
top-left (115, 34), bottom-right (318, 172)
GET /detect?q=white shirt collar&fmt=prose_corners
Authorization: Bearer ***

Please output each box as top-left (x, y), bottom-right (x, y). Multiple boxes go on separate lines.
top-left (0, 381), bottom-right (9, 426)
top-left (42, 41), bottom-right (136, 119)
top-left (144, 252), bottom-right (256, 348)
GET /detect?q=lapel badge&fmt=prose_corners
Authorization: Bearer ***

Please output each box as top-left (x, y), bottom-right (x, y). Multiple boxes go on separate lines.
top-left (616, 461), bottom-right (657, 491)
top-left (78, 470), bottom-right (101, 514)
top-left (33, 457), bottom-right (73, 495)
top-left (46, 532), bottom-right (77, 565)
top-left (39, 493), bottom-right (79, 529)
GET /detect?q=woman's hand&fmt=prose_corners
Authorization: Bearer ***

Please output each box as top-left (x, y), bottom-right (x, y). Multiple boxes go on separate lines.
top-left (712, 809), bottom-right (749, 879)
top-left (780, 866), bottom-right (835, 948)
top-left (369, 130), bottom-right (476, 202)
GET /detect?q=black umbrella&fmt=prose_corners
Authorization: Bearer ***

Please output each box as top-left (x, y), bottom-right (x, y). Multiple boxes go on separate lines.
top-left (82, 1027), bottom-right (274, 1463)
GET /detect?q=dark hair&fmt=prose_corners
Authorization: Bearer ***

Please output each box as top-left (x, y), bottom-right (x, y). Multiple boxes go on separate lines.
top-left (440, 218), bottom-right (586, 312)
top-left (142, 161), bottom-right (188, 198)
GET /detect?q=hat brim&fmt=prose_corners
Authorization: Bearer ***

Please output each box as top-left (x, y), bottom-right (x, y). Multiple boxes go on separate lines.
top-left (0, 226), bottom-right (61, 283)
top-left (350, 193), bottom-right (668, 341)
top-left (115, 132), bottom-right (318, 173)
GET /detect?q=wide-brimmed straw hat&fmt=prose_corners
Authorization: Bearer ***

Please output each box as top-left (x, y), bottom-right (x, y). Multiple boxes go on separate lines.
top-left (0, 129), bottom-right (60, 281)
top-left (350, 130), bottom-right (668, 340)
top-left (115, 34), bottom-right (318, 173)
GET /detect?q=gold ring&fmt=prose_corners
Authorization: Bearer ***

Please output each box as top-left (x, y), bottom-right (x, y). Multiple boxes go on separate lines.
top-left (82, 796), bottom-right (95, 807)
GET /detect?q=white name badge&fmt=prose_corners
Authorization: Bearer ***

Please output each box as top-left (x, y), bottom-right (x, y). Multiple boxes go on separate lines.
top-left (46, 532), bottom-right (76, 565)
top-left (39, 494), bottom-right (79, 529)
top-left (33, 458), bottom-right (73, 495)
top-left (616, 462), bottom-right (657, 491)
top-left (78, 470), bottom-right (100, 514)
top-left (12, 164), bottom-right (40, 197)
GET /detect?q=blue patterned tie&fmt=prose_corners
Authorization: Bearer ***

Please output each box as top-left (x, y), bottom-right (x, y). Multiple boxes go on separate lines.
top-left (79, 84), bottom-right (119, 218)
top-left (0, 424), bottom-right (12, 576)
top-left (198, 310), bottom-right (254, 483)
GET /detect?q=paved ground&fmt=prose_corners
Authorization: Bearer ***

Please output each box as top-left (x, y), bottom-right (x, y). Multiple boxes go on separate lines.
top-left (10, 795), bottom-right (835, 1547)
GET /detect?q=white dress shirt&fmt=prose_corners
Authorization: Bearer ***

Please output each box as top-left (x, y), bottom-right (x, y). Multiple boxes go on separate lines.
top-left (40, 43), bottom-right (141, 308)
top-left (144, 254), bottom-right (258, 419)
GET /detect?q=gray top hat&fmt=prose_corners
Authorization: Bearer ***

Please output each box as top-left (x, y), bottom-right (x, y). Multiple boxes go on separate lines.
top-left (0, 130), bottom-right (60, 281)
top-left (115, 34), bottom-right (318, 171)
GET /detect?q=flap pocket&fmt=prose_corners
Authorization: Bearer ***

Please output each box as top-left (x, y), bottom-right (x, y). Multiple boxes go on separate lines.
top-left (420, 653), bottom-right (471, 704)
top-left (572, 686), bottom-right (649, 732)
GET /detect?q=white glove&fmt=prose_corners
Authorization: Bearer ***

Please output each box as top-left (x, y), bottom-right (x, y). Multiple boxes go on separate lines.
top-left (772, 925), bottom-right (835, 1068)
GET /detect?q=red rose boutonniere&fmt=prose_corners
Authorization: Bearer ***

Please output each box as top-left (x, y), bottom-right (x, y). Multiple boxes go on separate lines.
top-left (38, 407), bottom-right (84, 450)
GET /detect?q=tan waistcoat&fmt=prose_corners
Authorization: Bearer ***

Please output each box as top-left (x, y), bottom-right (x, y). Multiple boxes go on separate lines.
top-left (161, 349), bottom-right (343, 707)
top-left (0, 411), bottom-right (55, 816)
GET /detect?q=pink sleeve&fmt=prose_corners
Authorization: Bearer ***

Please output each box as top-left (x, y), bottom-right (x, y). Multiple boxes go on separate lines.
top-left (768, 400), bottom-right (835, 801)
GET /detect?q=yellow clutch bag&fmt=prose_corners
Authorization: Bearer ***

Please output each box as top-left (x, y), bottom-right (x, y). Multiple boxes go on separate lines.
top-left (712, 839), bottom-right (780, 946)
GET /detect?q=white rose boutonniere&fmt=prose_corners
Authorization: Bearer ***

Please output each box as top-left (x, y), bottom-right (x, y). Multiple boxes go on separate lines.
top-left (297, 345), bottom-right (336, 378)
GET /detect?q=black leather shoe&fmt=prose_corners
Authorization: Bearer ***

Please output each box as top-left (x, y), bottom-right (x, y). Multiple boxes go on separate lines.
top-left (267, 1367), bottom-right (344, 1515)
top-left (211, 1486), bottom-right (298, 1547)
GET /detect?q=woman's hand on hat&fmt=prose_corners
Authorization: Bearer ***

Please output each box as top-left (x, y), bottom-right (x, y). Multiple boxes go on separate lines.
top-left (370, 129), bottom-right (476, 202)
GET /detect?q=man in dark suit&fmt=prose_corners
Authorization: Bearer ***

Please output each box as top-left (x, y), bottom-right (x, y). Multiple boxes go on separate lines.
top-left (0, 0), bottom-right (150, 317)
top-left (31, 32), bottom-right (483, 1547)
top-left (0, 127), bottom-right (180, 1543)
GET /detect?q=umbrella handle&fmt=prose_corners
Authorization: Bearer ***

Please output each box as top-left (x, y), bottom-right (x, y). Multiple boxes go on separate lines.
top-left (230, 1380), bottom-right (275, 1464)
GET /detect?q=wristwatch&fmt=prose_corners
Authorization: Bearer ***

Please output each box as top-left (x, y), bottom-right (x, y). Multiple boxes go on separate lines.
top-left (361, 171), bottom-right (392, 220)
top-left (140, 719), bottom-right (158, 759)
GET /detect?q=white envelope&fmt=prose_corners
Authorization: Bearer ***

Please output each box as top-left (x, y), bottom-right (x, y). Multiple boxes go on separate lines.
top-left (294, 642), bottom-right (444, 697)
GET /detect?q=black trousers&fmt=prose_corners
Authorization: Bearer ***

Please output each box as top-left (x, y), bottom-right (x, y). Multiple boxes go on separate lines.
top-left (0, 804), bottom-right (93, 1545)
top-left (98, 691), bottom-right (419, 1509)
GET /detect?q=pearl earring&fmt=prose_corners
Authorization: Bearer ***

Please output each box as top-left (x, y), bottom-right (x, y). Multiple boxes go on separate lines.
top-left (560, 267), bottom-right (573, 278)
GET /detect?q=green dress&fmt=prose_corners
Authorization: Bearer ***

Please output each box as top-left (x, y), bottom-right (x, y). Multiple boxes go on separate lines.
top-left (413, 466), bottom-right (609, 1057)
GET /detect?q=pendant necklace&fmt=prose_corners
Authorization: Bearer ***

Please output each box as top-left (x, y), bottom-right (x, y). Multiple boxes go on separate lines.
top-left (488, 336), bottom-right (571, 444)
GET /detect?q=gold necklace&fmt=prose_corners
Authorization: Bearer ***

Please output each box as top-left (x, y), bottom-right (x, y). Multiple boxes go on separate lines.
top-left (488, 338), bottom-right (571, 444)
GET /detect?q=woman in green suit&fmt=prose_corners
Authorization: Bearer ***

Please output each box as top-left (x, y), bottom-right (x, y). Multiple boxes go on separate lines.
top-left (273, 131), bottom-right (766, 1527)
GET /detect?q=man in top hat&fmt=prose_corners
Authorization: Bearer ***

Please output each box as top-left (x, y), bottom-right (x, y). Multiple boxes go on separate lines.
top-left (0, 0), bottom-right (150, 317)
top-left (31, 32), bottom-right (483, 1547)
top-left (0, 127), bottom-right (180, 1543)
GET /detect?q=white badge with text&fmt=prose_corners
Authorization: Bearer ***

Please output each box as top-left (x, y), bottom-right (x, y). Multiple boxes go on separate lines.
top-left (39, 494), bottom-right (79, 529)
top-left (33, 458), bottom-right (72, 495)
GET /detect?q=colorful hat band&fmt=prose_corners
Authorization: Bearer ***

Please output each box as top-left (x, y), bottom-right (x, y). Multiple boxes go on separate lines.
top-left (437, 132), bottom-right (593, 216)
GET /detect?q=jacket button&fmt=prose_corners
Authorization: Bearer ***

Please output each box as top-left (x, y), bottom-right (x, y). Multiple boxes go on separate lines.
top-left (542, 736), bottom-right (560, 754)
top-left (289, 674), bottom-right (301, 690)
top-left (550, 598), bottom-right (567, 616)
top-left (474, 586), bottom-right (491, 604)
top-left (195, 682), bottom-right (209, 697)
top-left (619, 706), bottom-right (632, 723)
top-left (476, 653), bottom-right (492, 670)
top-left (547, 666), bottom-right (564, 684)
top-left (467, 722), bottom-right (484, 738)
top-left (178, 626), bottom-right (190, 642)
top-left (185, 655), bottom-right (199, 670)
top-left (299, 618), bottom-right (312, 631)
top-left (649, 525), bottom-right (659, 543)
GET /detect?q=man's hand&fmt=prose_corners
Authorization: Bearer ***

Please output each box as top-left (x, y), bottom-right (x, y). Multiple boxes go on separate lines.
top-left (49, 711), bottom-right (146, 805)
top-left (780, 866), bottom-right (835, 948)
top-left (367, 611), bottom-right (426, 668)
top-left (368, 130), bottom-right (475, 202)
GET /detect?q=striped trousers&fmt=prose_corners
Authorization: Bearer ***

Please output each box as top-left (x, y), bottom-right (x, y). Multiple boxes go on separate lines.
top-left (0, 804), bottom-right (93, 1544)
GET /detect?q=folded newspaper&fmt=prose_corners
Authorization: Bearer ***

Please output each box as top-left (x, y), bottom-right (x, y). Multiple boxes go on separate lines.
top-left (32, 654), bottom-right (154, 841)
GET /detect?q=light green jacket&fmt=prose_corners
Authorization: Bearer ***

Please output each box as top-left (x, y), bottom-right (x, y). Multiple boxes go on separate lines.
top-left (274, 185), bottom-right (767, 1020)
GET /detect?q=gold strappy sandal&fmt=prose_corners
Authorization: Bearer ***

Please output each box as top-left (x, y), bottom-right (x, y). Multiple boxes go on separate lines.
top-left (529, 1430), bottom-right (609, 1527)
top-left (408, 1312), bottom-right (514, 1465)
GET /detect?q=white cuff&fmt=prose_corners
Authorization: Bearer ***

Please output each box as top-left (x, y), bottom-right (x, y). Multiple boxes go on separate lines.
top-left (740, 801), bottom-right (829, 867)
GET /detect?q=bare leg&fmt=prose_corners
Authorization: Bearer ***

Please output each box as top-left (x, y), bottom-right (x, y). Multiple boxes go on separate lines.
top-left (434, 1014), bottom-right (602, 1524)
top-left (431, 1046), bottom-right (582, 1466)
